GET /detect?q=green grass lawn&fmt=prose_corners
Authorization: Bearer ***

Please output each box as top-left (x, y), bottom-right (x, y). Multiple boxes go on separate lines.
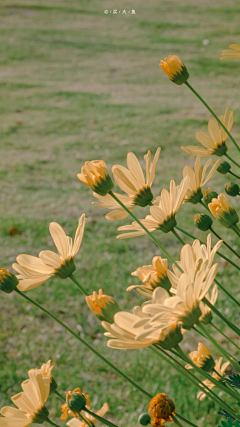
top-left (1, 1), bottom-right (240, 426)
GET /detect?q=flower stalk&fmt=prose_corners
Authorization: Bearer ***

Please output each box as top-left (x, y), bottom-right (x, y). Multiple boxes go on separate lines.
top-left (69, 273), bottom-right (89, 296)
top-left (203, 297), bottom-right (240, 335)
top-left (211, 322), bottom-right (240, 351)
top-left (46, 419), bottom-right (62, 427)
top-left (225, 153), bottom-right (240, 170)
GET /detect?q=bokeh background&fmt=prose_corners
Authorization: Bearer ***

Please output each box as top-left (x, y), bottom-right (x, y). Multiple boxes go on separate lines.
top-left (1, 0), bottom-right (240, 425)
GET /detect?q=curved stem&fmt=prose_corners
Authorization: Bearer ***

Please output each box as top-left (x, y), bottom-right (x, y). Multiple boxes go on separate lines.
top-left (185, 81), bottom-right (240, 153)
top-left (232, 225), bottom-right (240, 238)
top-left (69, 273), bottom-right (89, 296)
top-left (109, 191), bottom-right (183, 273)
top-left (203, 297), bottom-right (240, 337)
top-left (229, 170), bottom-right (240, 180)
top-left (210, 227), bottom-right (240, 260)
top-left (84, 408), bottom-right (118, 427)
top-left (46, 419), bottom-right (62, 427)
top-left (211, 322), bottom-right (240, 351)
top-left (225, 153), bottom-right (240, 170)
top-left (172, 228), bottom-right (185, 245)
top-left (176, 225), bottom-right (240, 272)
top-left (15, 289), bottom-right (152, 400)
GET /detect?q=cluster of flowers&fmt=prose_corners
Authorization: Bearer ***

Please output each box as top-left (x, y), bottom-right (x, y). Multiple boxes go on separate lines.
top-left (1, 48), bottom-right (240, 427)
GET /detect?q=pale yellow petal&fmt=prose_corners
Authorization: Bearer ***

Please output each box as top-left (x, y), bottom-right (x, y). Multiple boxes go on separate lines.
top-left (16, 255), bottom-right (54, 274)
top-left (49, 222), bottom-right (68, 259)
top-left (127, 152), bottom-right (145, 187)
top-left (39, 251), bottom-right (61, 268)
top-left (112, 165), bottom-right (140, 195)
top-left (17, 275), bottom-right (51, 291)
top-left (195, 131), bottom-right (215, 149)
top-left (208, 119), bottom-right (221, 144)
top-left (181, 145), bottom-right (211, 157)
top-left (0, 407), bottom-right (27, 419)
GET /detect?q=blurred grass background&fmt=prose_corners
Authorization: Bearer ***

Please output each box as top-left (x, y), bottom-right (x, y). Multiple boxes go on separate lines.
top-left (1, 0), bottom-right (240, 425)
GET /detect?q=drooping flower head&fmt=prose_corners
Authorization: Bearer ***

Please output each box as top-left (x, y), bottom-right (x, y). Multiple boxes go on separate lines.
top-left (77, 160), bottom-right (114, 196)
top-left (112, 148), bottom-right (161, 207)
top-left (92, 192), bottom-right (134, 221)
top-left (66, 403), bottom-right (110, 427)
top-left (0, 268), bottom-right (18, 294)
top-left (159, 55), bottom-right (189, 85)
top-left (183, 156), bottom-right (221, 204)
top-left (86, 289), bottom-right (120, 323)
top-left (127, 256), bottom-right (171, 297)
top-left (186, 343), bottom-right (215, 372)
top-left (181, 107), bottom-right (234, 157)
top-left (148, 393), bottom-right (175, 426)
top-left (221, 44), bottom-right (240, 61)
top-left (117, 177), bottom-right (190, 239)
top-left (208, 193), bottom-right (239, 228)
top-left (12, 215), bottom-right (87, 291)
top-left (197, 358), bottom-right (230, 401)
top-left (0, 369), bottom-right (50, 427)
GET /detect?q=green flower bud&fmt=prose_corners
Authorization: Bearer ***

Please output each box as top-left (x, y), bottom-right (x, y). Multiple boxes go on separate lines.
top-left (225, 182), bottom-right (240, 197)
top-left (194, 214), bottom-right (213, 231)
top-left (217, 160), bottom-right (231, 175)
top-left (86, 289), bottom-right (120, 323)
top-left (0, 269), bottom-right (18, 293)
top-left (68, 393), bottom-right (87, 413)
top-left (138, 413), bottom-right (151, 425)
top-left (202, 188), bottom-right (218, 205)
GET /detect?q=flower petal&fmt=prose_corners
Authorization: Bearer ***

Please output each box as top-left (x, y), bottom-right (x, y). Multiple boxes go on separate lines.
top-left (49, 222), bottom-right (68, 259)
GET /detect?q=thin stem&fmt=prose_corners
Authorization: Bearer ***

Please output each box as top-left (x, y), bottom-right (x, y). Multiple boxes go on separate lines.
top-left (203, 297), bottom-right (240, 336)
top-left (172, 415), bottom-right (184, 427)
top-left (185, 81), bottom-right (240, 153)
top-left (15, 289), bottom-right (152, 399)
top-left (84, 407), bottom-right (118, 427)
top-left (210, 227), bottom-right (240, 260)
top-left (46, 419), bottom-right (62, 427)
top-left (54, 390), bottom-right (65, 401)
top-left (176, 225), bottom-right (240, 272)
top-left (199, 199), bottom-right (210, 212)
top-left (225, 153), bottom-right (240, 170)
top-left (197, 323), bottom-right (240, 373)
top-left (211, 322), bottom-right (240, 351)
top-left (176, 414), bottom-right (198, 427)
top-left (109, 191), bottom-right (183, 273)
top-left (151, 346), bottom-right (239, 420)
top-left (172, 228), bottom-right (185, 245)
top-left (232, 225), bottom-right (240, 238)
top-left (229, 170), bottom-right (240, 180)
top-left (69, 273), bottom-right (89, 296)
top-left (214, 278), bottom-right (240, 307)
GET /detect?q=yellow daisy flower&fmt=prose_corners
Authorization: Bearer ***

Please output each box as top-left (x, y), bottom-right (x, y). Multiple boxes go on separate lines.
top-left (92, 191), bottom-right (134, 220)
top-left (208, 193), bottom-right (239, 228)
top-left (221, 44), bottom-right (240, 61)
top-left (197, 358), bottom-right (230, 401)
top-left (86, 289), bottom-right (120, 323)
top-left (12, 215), bottom-right (87, 291)
top-left (186, 342), bottom-right (215, 372)
top-left (77, 160), bottom-right (114, 196)
top-left (181, 107), bottom-right (234, 157)
top-left (112, 148), bottom-right (161, 207)
top-left (159, 55), bottom-right (189, 85)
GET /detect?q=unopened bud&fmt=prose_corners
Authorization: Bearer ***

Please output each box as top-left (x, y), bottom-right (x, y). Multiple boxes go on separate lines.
top-left (225, 182), bottom-right (240, 197)
top-left (217, 160), bottom-right (231, 175)
top-left (138, 413), bottom-right (151, 425)
top-left (202, 188), bottom-right (218, 205)
top-left (0, 269), bottom-right (18, 293)
top-left (86, 289), bottom-right (120, 323)
top-left (194, 214), bottom-right (213, 231)
top-left (68, 393), bottom-right (86, 413)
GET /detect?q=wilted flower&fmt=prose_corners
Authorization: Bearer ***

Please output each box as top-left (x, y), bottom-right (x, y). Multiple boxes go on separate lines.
top-left (66, 403), bottom-right (110, 427)
top-left (148, 393), bottom-right (175, 426)
top-left (181, 107), bottom-right (234, 157)
top-left (221, 44), bottom-right (240, 61)
top-left (159, 55), bottom-right (189, 85)
top-left (186, 342), bottom-right (215, 372)
top-left (12, 215), bottom-right (87, 291)
top-left (112, 148), bottom-right (161, 207)
top-left (197, 358), bottom-right (230, 401)
top-left (92, 192), bottom-right (134, 220)
top-left (208, 193), bottom-right (239, 228)
top-left (0, 369), bottom-right (50, 426)
top-left (0, 268), bottom-right (18, 294)
top-left (77, 160), bottom-right (114, 196)
top-left (117, 177), bottom-right (190, 238)
top-left (86, 289), bottom-right (120, 323)
top-left (127, 256), bottom-right (171, 297)
top-left (183, 156), bottom-right (221, 204)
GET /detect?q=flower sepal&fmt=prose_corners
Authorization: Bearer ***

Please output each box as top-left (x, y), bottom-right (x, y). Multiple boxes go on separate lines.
top-left (30, 406), bottom-right (49, 424)
top-left (0, 269), bottom-right (18, 293)
top-left (54, 258), bottom-right (76, 279)
top-left (159, 215), bottom-right (177, 233)
top-left (133, 186), bottom-right (154, 207)
top-left (67, 393), bottom-right (87, 413)
top-left (185, 188), bottom-right (203, 205)
top-left (202, 188), bottom-right (218, 205)
top-left (159, 323), bottom-right (183, 350)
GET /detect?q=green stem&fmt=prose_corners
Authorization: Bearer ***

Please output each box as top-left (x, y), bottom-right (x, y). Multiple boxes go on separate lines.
top-left (229, 170), bottom-right (240, 180)
top-left (214, 278), bottom-right (240, 307)
top-left (211, 322), bottom-right (240, 351)
top-left (232, 225), bottom-right (240, 238)
top-left (69, 273), bottom-right (89, 296)
top-left (151, 346), bottom-right (239, 419)
top-left (15, 289), bottom-right (152, 400)
top-left (174, 345), bottom-right (240, 402)
top-left (175, 414), bottom-right (198, 427)
top-left (225, 153), bottom-right (240, 170)
top-left (46, 419), bottom-right (62, 427)
top-left (84, 407), bottom-right (118, 427)
top-left (197, 323), bottom-right (240, 373)
top-left (210, 227), bottom-right (240, 260)
top-left (199, 199), bottom-right (210, 212)
top-left (185, 81), bottom-right (240, 153)
top-left (172, 228), bottom-right (185, 245)
top-left (172, 415), bottom-right (184, 427)
top-left (54, 390), bottom-right (65, 401)
top-left (176, 225), bottom-right (240, 272)
top-left (109, 191), bottom-right (183, 272)
top-left (203, 297), bottom-right (240, 336)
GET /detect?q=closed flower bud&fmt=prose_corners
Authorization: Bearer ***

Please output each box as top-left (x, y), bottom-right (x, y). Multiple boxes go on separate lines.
top-left (209, 193), bottom-right (239, 228)
top-left (67, 393), bottom-right (87, 413)
top-left (194, 214), bottom-right (213, 231)
top-left (77, 160), bottom-right (114, 196)
top-left (86, 289), bottom-right (120, 323)
top-left (138, 413), bottom-right (151, 425)
top-left (0, 268), bottom-right (18, 293)
top-left (225, 182), bottom-right (240, 197)
top-left (159, 55), bottom-right (189, 85)
top-left (202, 188), bottom-right (218, 205)
top-left (188, 343), bottom-right (215, 372)
top-left (217, 160), bottom-right (231, 175)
